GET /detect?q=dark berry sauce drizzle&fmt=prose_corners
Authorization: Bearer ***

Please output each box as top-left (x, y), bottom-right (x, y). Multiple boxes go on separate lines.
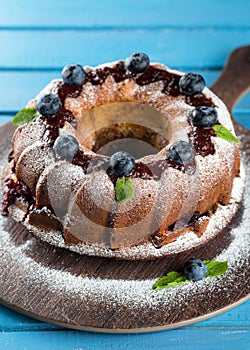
top-left (40, 82), bottom-right (81, 144)
top-left (72, 150), bottom-right (109, 174)
top-left (38, 62), bottom-right (217, 181)
top-left (41, 107), bottom-right (75, 144)
top-left (2, 178), bottom-right (35, 215)
top-left (60, 62), bottom-right (215, 178)
top-left (107, 162), bottom-right (155, 184)
top-left (189, 125), bottom-right (216, 156)
top-left (2, 61), bottom-right (216, 215)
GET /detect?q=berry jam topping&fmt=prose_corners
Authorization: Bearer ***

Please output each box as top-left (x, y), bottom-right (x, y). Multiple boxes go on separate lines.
top-left (28, 58), bottom-right (216, 188)
top-left (146, 156), bottom-right (197, 179)
top-left (53, 134), bottom-right (79, 161)
top-left (2, 178), bottom-right (35, 215)
top-left (107, 161), bottom-right (154, 184)
top-left (131, 162), bottom-right (154, 179)
top-left (189, 125), bottom-right (216, 157)
top-left (72, 149), bottom-right (108, 174)
top-left (183, 258), bottom-right (208, 281)
top-left (85, 62), bottom-right (128, 85)
top-left (82, 62), bottom-right (213, 107)
top-left (72, 150), bottom-right (93, 172)
top-left (168, 141), bottom-right (195, 165)
top-left (62, 64), bottom-right (86, 86)
top-left (37, 94), bottom-right (62, 117)
top-left (110, 151), bottom-right (135, 177)
top-left (125, 52), bottom-right (150, 73)
top-left (179, 73), bottom-right (205, 96)
top-left (192, 106), bottom-right (218, 127)
top-left (162, 75), bottom-right (181, 96)
top-left (135, 65), bottom-right (180, 88)
top-left (57, 83), bottom-right (83, 103)
top-left (50, 60), bottom-right (214, 150)
top-left (41, 107), bottom-right (76, 144)
top-left (186, 93), bottom-right (215, 107)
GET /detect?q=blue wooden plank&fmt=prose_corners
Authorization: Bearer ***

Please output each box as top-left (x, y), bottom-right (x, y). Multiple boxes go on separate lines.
top-left (0, 327), bottom-right (249, 350)
top-left (0, 29), bottom-right (249, 69)
top-left (233, 111), bottom-right (250, 127)
top-left (0, 116), bottom-right (12, 124)
top-left (0, 71), bottom-right (56, 112)
top-left (0, 305), bottom-right (62, 332)
top-left (0, 0), bottom-right (249, 28)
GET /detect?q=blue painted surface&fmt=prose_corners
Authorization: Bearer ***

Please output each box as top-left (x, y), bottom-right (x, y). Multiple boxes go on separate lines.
top-left (0, 0), bottom-right (249, 28)
top-left (0, 1), bottom-right (249, 349)
top-left (1, 29), bottom-right (249, 69)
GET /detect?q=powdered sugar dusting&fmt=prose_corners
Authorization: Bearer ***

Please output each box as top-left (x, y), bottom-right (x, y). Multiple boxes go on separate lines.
top-left (5, 61), bottom-right (241, 259)
top-left (21, 164), bottom-right (244, 260)
top-left (0, 153), bottom-right (249, 330)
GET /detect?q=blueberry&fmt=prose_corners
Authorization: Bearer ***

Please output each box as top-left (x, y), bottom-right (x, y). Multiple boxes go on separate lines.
top-left (125, 53), bottom-right (150, 73)
top-left (110, 151), bottom-right (135, 177)
top-left (168, 141), bottom-right (195, 165)
top-left (179, 73), bottom-right (205, 96)
top-left (192, 106), bottom-right (218, 127)
top-left (37, 94), bottom-right (62, 117)
top-left (184, 258), bottom-right (208, 282)
top-left (53, 134), bottom-right (79, 161)
top-left (62, 64), bottom-right (86, 85)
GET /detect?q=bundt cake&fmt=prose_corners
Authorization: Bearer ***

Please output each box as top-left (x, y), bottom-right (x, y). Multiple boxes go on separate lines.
top-left (1, 53), bottom-right (244, 259)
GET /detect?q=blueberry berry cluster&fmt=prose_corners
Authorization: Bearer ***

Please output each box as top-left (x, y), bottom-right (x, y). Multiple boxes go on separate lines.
top-left (178, 72), bottom-right (219, 127)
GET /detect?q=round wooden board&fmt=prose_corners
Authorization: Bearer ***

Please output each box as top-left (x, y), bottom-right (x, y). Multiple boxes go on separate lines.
top-left (0, 121), bottom-right (249, 333)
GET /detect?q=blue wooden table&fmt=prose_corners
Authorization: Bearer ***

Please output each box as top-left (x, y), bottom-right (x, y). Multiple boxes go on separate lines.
top-left (0, 1), bottom-right (249, 349)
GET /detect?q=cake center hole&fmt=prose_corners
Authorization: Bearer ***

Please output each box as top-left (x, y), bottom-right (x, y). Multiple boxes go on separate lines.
top-left (76, 102), bottom-right (172, 159)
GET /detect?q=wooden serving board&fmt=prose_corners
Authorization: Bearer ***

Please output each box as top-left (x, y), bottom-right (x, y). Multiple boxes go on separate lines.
top-left (0, 47), bottom-right (249, 332)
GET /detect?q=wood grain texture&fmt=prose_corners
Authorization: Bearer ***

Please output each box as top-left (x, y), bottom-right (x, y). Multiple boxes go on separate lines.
top-left (1, 300), bottom-right (249, 332)
top-left (0, 326), bottom-right (249, 350)
top-left (212, 46), bottom-right (250, 111)
top-left (0, 189), bottom-right (249, 332)
top-left (0, 30), bottom-right (249, 69)
top-left (0, 0), bottom-right (249, 28)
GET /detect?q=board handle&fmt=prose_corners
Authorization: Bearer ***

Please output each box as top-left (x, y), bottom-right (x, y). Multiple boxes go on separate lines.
top-left (211, 45), bottom-right (250, 112)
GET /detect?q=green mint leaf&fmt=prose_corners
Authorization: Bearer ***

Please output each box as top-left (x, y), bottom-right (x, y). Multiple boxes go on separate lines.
top-left (115, 177), bottom-right (134, 205)
top-left (152, 271), bottom-right (189, 290)
top-left (152, 260), bottom-right (228, 291)
top-left (204, 260), bottom-right (228, 278)
top-left (213, 124), bottom-right (239, 144)
top-left (12, 107), bottom-right (40, 126)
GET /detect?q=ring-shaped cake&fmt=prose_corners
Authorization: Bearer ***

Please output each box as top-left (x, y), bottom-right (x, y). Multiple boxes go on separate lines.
top-left (1, 54), bottom-right (244, 260)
